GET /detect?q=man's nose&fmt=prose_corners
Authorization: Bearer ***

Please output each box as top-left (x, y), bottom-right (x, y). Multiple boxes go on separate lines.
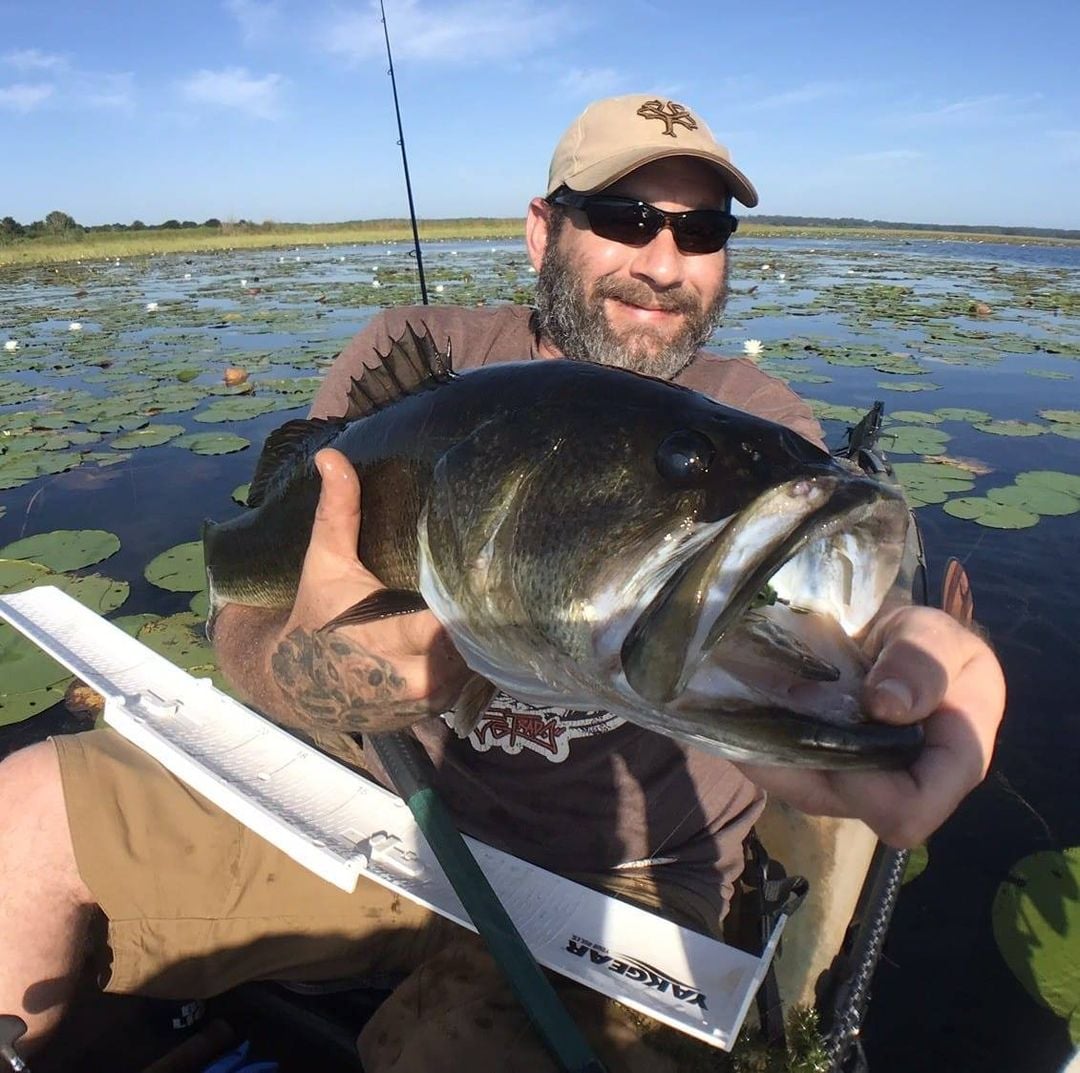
top-left (627, 223), bottom-right (685, 289)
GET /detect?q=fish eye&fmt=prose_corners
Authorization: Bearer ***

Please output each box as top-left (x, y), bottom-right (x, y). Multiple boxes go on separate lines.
top-left (655, 430), bottom-right (715, 487)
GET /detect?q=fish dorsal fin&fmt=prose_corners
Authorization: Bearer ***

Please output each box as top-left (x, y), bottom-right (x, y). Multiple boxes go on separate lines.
top-left (246, 417), bottom-right (345, 508)
top-left (343, 323), bottom-right (454, 420)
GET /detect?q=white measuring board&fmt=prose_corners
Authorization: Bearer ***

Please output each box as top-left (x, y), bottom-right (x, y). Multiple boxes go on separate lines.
top-left (0, 585), bottom-right (785, 1049)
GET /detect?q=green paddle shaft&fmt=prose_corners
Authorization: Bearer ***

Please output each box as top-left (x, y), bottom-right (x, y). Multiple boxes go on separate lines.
top-left (370, 732), bottom-right (607, 1073)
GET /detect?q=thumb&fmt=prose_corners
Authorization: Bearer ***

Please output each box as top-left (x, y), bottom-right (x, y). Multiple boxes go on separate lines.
top-left (309, 448), bottom-right (362, 562)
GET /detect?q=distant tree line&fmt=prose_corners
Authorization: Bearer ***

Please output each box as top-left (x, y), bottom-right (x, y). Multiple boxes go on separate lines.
top-left (0, 212), bottom-right (253, 243)
top-left (3, 209), bottom-right (1077, 244)
top-left (743, 214), bottom-right (1080, 242)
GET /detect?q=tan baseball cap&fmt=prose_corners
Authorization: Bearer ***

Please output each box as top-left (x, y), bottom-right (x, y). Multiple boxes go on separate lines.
top-left (547, 94), bottom-right (758, 208)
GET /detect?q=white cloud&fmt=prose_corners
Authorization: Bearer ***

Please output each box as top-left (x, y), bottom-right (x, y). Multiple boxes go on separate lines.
top-left (558, 67), bottom-right (622, 98)
top-left (225, 0), bottom-right (282, 45)
top-left (80, 71), bottom-right (135, 111)
top-left (743, 81), bottom-right (848, 111)
top-left (846, 149), bottom-right (925, 164)
top-left (0, 82), bottom-right (54, 112)
top-left (179, 67), bottom-right (284, 119)
top-left (318, 0), bottom-right (561, 64)
top-left (899, 93), bottom-right (1044, 126)
top-left (2, 49), bottom-right (67, 72)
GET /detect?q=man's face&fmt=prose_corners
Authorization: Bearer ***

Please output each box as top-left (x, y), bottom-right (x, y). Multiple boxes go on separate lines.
top-left (531, 157), bottom-right (731, 380)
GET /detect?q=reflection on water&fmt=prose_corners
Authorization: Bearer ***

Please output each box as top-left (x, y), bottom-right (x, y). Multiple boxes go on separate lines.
top-left (1, 237), bottom-right (1078, 1073)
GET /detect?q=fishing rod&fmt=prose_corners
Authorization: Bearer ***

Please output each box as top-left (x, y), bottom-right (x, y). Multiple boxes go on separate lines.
top-left (378, 0), bottom-right (429, 305)
top-left (372, 7), bottom-right (604, 1071)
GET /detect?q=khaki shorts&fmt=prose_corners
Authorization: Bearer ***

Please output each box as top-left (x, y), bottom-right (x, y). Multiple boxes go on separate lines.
top-left (54, 729), bottom-right (721, 1002)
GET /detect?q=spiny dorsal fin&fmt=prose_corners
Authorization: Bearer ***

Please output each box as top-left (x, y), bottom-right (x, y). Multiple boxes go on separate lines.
top-left (246, 417), bottom-right (345, 508)
top-left (343, 323), bottom-right (454, 421)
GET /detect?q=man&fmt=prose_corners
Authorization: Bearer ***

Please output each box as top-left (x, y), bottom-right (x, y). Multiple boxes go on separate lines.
top-left (0, 95), bottom-right (1005, 1071)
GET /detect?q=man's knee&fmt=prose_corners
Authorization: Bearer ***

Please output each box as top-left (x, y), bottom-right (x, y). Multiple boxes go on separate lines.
top-left (0, 740), bottom-right (94, 906)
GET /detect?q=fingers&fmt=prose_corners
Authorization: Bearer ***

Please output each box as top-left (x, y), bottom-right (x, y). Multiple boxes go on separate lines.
top-left (863, 607), bottom-right (974, 723)
top-left (311, 448), bottom-right (362, 561)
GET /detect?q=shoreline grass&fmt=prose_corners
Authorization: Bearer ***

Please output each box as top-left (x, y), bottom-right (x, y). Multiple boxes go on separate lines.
top-left (2, 218), bottom-right (1077, 268)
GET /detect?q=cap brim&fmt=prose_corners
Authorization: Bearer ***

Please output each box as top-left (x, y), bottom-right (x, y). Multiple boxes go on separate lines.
top-left (553, 146), bottom-right (759, 208)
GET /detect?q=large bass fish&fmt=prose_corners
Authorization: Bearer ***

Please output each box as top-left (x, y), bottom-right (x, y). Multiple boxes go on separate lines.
top-left (204, 326), bottom-right (920, 769)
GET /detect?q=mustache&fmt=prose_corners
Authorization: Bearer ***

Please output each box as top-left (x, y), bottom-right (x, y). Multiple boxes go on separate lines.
top-left (591, 276), bottom-right (700, 317)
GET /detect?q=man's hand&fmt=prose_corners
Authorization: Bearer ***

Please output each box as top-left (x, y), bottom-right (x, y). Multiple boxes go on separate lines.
top-left (214, 448), bottom-right (471, 736)
top-left (735, 605), bottom-right (1006, 847)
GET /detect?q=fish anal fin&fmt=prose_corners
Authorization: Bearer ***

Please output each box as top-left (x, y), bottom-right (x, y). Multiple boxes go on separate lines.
top-left (247, 418), bottom-right (345, 508)
top-left (343, 324), bottom-right (454, 421)
top-left (318, 588), bottom-right (429, 632)
top-left (449, 675), bottom-right (497, 738)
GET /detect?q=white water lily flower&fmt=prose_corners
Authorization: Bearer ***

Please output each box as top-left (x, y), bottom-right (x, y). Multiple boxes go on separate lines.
top-left (68, 322), bottom-right (82, 331)
top-left (372, 280), bottom-right (382, 289)
top-left (434, 284), bottom-right (444, 293)
top-left (777, 272), bottom-right (786, 281)
top-left (240, 279), bottom-right (247, 287)
top-left (3, 339), bottom-right (18, 351)
top-left (184, 273), bottom-right (192, 281)
top-left (146, 301), bottom-right (159, 312)
top-left (761, 263), bottom-right (771, 271)
top-left (743, 339), bottom-right (764, 357)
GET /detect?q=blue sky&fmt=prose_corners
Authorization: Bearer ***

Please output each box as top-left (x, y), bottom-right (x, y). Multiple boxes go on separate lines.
top-left (2, 0), bottom-right (1078, 230)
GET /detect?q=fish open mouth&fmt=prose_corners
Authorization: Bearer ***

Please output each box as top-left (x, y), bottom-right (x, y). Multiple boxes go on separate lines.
top-left (620, 473), bottom-right (920, 766)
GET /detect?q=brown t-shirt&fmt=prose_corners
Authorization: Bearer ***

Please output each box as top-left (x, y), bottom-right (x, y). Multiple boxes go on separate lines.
top-left (309, 304), bottom-right (826, 921)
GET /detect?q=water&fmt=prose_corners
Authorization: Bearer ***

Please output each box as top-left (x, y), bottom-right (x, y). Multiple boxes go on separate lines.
top-left (1, 236), bottom-right (1078, 1071)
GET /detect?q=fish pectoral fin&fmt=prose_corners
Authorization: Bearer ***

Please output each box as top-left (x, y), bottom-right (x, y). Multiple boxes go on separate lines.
top-left (318, 588), bottom-right (429, 632)
top-left (448, 674), bottom-right (498, 738)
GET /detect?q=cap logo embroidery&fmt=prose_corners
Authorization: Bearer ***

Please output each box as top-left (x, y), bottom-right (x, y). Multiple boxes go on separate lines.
top-left (636, 99), bottom-right (698, 138)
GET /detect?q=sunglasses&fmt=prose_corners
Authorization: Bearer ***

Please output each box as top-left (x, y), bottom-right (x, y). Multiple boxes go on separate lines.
top-left (548, 190), bottom-right (738, 254)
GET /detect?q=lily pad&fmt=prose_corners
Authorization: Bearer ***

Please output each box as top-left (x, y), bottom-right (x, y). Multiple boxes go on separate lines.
top-left (0, 559), bottom-right (52, 593)
top-left (993, 847), bottom-right (1080, 1044)
top-left (943, 497), bottom-right (1040, 529)
top-left (145, 541), bottom-right (205, 592)
top-left (878, 381), bottom-right (940, 392)
top-left (973, 420), bottom-right (1046, 437)
top-left (231, 482), bottom-right (250, 506)
top-left (888, 411), bottom-right (943, 425)
top-left (193, 396), bottom-right (278, 423)
top-left (172, 432), bottom-right (250, 456)
top-left (111, 424), bottom-right (186, 450)
top-left (1038, 410), bottom-right (1080, 425)
top-left (935, 407), bottom-right (991, 423)
top-left (136, 612), bottom-right (216, 673)
top-left (1016, 471), bottom-right (1080, 498)
top-left (189, 589), bottom-right (211, 618)
top-left (892, 462), bottom-right (975, 506)
top-left (0, 529), bottom-right (120, 572)
top-left (987, 485), bottom-right (1080, 517)
top-left (879, 426), bottom-right (951, 456)
top-left (0, 626), bottom-right (73, 694)
top-left (0, 681), bottom-right (68, 727)
top-left (110, 612), bottom-right (161, 637)
top-left (46, 573), bottom-right (130, 615)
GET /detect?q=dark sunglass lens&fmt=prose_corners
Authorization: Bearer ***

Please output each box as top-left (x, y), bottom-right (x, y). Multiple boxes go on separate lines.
top-left (674, 211), bottom-right (732, 254)
top-left (584, 200), bottom-right (660, 246)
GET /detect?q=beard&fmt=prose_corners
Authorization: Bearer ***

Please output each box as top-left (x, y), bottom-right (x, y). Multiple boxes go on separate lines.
top-left (533, 231), bottom-right (729, 381)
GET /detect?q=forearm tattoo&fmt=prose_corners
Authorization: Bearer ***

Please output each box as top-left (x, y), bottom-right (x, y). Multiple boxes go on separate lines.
top-left (270, 626), bottom-right (421, 732)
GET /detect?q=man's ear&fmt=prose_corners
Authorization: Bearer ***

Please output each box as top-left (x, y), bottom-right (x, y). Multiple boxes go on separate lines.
top-left (525, 197), bottom-right (552, 272)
